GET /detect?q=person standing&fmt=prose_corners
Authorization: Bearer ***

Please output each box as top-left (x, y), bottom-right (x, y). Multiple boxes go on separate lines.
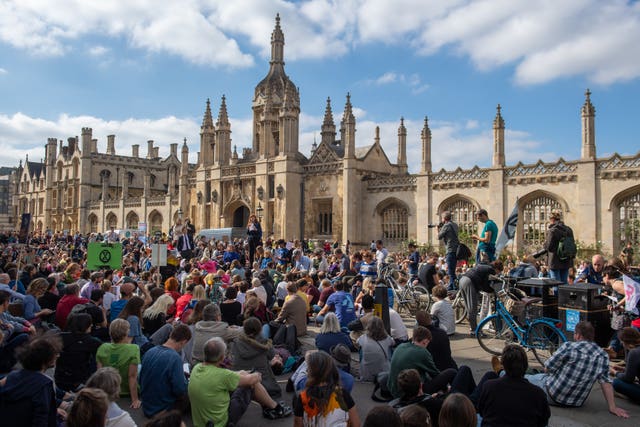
top-left (247, 214), bottom-right (263, 265)
top-left (437, 211), bottom-right (459, 291)
top-left (459, 260), bottom-right (502, 335)
top-left (472, 209), bottom-right (498, 264)
top-left (542, 209), bottom-right (574, 283)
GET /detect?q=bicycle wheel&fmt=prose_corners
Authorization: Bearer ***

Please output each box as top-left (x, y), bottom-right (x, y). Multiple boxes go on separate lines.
top-left (527, 321), bottom-right (566, 365)
top-left (453, 295), bottom-right (467, 324)
top-left (476, 315), bottom-right (515, 356)
top-left (408, 285), bottom-right (431, 314)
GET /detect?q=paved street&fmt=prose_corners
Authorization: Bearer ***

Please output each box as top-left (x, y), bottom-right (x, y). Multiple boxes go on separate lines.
top-left (123, 319), bottom-right (640, 427)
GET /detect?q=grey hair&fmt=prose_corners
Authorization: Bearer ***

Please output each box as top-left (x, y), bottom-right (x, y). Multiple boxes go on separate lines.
top-left (320, 312), bottom-right (341, 334)
top-left (203, 303), bottom-right (221, 321)
top-left (204, 337), bottom-right (227, 364)
top-left (85, 367), bottom-right (121, 402)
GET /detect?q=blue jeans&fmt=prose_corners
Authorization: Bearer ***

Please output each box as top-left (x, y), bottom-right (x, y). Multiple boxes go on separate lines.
top-left (525, 373), bottom-right (554, 404)
top-left (445, 251), bottom-right (457, 290)
top-left (613, 378), bottom-right (640, 402)
top-left (549, 269), bottom-right (568, 284)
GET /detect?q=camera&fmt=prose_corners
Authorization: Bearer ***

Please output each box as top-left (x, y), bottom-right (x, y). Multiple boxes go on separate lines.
top-left (428, 222), bottom-right (444, 229)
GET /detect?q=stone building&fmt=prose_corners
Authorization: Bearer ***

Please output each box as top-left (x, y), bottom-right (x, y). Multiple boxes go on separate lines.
top-left (9, 15), bottom-right (640, 254)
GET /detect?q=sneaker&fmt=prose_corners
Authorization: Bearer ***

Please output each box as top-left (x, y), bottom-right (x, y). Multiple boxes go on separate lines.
top-left (491, 355), bottom-right (502, 374)
top-left (263, 404), bottom-right (293, 420)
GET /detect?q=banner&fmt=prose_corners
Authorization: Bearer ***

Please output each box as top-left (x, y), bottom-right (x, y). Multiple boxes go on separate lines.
top-left (495, 200), bottom-right (518, 257)
top-left (87, 242), bottom-right (122, 270)
top-left (623, 275), bottom-right (640, 315)
top-left (151, 244), bottom-right (168, 267)
top-left (18, 213), bottom-right (31, 243)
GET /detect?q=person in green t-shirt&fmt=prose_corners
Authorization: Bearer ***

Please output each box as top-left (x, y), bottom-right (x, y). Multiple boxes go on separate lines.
top-left (96, 318), bottom-right (141, 409)
top-left (472, 209), bottom-right (498, 264)
top-left (188, 337), bottom-right (292, 427)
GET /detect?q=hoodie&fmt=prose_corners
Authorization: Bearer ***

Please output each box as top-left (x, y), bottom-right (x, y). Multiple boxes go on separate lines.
top-left (231, 333), bottom-right (281, 398)
top-left (190, 320), bottom-right (240, 364)
top-left (0, 369), bottom-right (57, 427)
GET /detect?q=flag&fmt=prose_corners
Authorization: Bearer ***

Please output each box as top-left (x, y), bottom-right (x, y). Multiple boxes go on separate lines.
top-left (495, 200), bottom-right (518, 257)
top-left (623, 275), bottom-right (640, 315)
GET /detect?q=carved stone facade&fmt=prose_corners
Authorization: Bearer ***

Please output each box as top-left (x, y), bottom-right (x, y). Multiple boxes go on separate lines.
top-left (9, 18), bottom-right (640, 255)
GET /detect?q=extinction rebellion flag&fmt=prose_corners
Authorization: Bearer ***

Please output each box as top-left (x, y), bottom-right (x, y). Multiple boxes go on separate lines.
top-left (495, 200), bottom-right (518, 257)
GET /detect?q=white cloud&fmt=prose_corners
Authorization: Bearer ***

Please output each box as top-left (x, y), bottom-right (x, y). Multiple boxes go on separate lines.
top-left (88, 45), bottom-right (109, 57)
top-left (0, 67), bottom-right (7, 74)
top-left (363, 71), bottom-right (430, 94)
top-left (1, 1), bottom-right (638, 84)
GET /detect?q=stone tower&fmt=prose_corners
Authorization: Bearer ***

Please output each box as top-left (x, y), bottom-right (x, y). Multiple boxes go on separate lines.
top-left (200, 99), bottom-right (215, 165)
top-left (397, 117), bottom-right (408, 173)
top-left (215, 95), bottom-right (231, 165)
top-left (420, 116), bottom-right (432, 173)
top-left (581, 89), bottom-right (596, 160)
top-left (252, 13), bottom-right (300, 159)
top-left (492, 104), bottom-right (505, 168)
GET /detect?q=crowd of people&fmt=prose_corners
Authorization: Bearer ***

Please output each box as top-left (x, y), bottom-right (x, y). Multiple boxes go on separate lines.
top-left (0, 206), bottom-right (638, 427)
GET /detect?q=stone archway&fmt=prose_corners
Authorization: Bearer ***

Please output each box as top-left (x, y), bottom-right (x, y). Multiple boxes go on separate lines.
top-left (149, 210), bottom-right (163, 233)
top-left (88, 214), bottom-right (98, 233)
top-left (232, 206), bottom-right (250, 228)
top-left (126, 211), bottom-right (139, 229)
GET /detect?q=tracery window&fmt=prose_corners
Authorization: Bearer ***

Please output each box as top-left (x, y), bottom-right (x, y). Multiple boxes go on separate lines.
top-left (88, 214), bottom-right (98, 233)
top-left (618, 192), bottom-right (640, 247)
top-left (316, 201), bottom-right (332, 235)
top-left (381, 203), bottom-right (408, 242)
top-left (522, 195), bottom-right (562, 247)
top-left (442, 198), bottom-right (477, 237)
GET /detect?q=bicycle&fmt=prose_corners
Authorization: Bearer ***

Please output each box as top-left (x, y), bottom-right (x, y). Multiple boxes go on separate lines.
top-left (379, 264), bottom-right (431, 315)
top-left (475, 276), bottom-right (567, 365)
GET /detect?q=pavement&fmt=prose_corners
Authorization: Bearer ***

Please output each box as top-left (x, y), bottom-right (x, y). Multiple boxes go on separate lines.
top-left (121, 317), bottom-right (640, 427)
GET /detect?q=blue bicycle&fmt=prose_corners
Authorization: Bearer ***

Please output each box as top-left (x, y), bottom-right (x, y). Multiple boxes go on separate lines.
top-left (476, 277), bottom-right (567, 365)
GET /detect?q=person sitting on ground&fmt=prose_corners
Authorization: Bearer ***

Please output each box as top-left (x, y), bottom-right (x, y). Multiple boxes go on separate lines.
top-left (232, 317), bottom-right (282, 399)
top-left (140, 324), bottom-right (192, 418)
top-left (110, 282), bottom-right (149, 322)
top-left (439, 393), bottom-right (476, 427)
top-left (174, 283), bottom-right (195, 321)
top-left (119, 296), bottom-right (150, 348)
top-left (361, 405), bottom-right (401, 427)
top-left (316, 280), bottom-right (356, 328)
top-left (85, 367), bottom-right (137, 427)
top-left (220, 285), bottom-right (242, 326)
top-left (430, 285), bottom-right (455, 336)
top-left (415, 311), bottom-right (457, 371)
top-left (349, 294), bottom-right (375, 345)
top-left (389, 368), bottom-right (442, 427)
top-left (191, 303), bottom-right (240, 365)
top-left (143, 294), bottom-right (174, 337)
top-left (54, 312), bottom-right (102, 392)
top-left (189, 337), bottom-right (292, 427)
top-left (23, 277), bottom-right (54, 323)
top-left (66, 387), bottom-right (110, 427)
top-left (0, 290), bottom-right (32, 372)
top-left (358, 316), bottom-right (395, 382)
top-left (56, 283), bottom-right (90, 329)
top-left (293, 350), bottom-right (359, 427)
top-left (273, 281), bottom-right (308, 337)
top-left (38, 276), bottom-right (61, 313)
top-left (525, 320), bottom-right (628, 418)
top-left (611, 327), bottom-right (640, 403)
top-left (399, 404), bottom-right (432, 427)
top-left (476, 344), bottom-right (550, 427)
top-left (290, 345), bottom-right (355, 393)
top-left (144, 410), bottom-right (185, 427)
top-left (315, 312), bottom-right (355, 354)
top-left (0, 334), bottom-right (62, 427)
top-left (96, 318), bottom-right (142, 409)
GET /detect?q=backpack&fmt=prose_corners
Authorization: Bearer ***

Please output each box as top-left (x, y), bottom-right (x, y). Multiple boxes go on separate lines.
top-left (456, 243), bottom-right (472, 261)
top-left (70, 303), bottom-right (92, 316)
top-left (371, 371), bottom-right (393, 402)
top-left (557, 231), bottom-right (577, 261)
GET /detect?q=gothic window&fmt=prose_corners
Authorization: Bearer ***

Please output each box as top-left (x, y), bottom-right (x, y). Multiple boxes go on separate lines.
top-left (441, 198), bottom-right (477, 237)
top-left (205, 181), bottom-right (211, 203)
top-left (106, 213), bottom-right (117, 229)
top-left (52, 190), bottom-right (57, 208)
top-left (381, 203), bottom-right (408, 242)
top-left (273, 130), bottom-right (280, 155)
top-left (88, 214), bottom-right (98, 233)
top-left (149, 210), bottom-right (163, 233)
top-left (618, 191), bottom-right (640, 247)
top-left (150, 174), bottom-right (156, 188)
top-left (126, 211), bottom-right (139, 229)
top-left (316, 201), bottom-right (332, 235)
top-left (268, 175), bottom-right (275, 199)
top-left (522, 195), bottom-right (562, 247)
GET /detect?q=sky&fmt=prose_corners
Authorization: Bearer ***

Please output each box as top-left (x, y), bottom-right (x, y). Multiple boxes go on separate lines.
top-left (1, 0), bottom-right (639, 173)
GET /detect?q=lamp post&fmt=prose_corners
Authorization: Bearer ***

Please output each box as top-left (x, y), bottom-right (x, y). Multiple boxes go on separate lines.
top-left (177, 208), bottom-right (183, 220)
top-left (256, 203), bottom-right (264, 222)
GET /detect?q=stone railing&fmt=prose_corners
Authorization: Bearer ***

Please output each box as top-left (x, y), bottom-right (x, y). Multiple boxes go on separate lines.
top-left (222, 164), bottom-right (257, 177)
top-left (505, 159), bottom-right (578, 177)
top-left (147, 196), bottom-right (167, 207)
top-left (367, 175), bottom-right (417, 192)
top-left (303, 161), bottom-right (342, 176)
top-left (432, 166), bottom-right (489, 182)
top-left (598, 153), bottom-right (640, 180)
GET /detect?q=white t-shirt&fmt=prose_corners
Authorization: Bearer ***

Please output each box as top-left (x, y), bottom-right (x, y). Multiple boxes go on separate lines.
top-left (376, 248), bottom-right (389, 267)
top-left (389, 308), bottom-right (408, 340)
top-left (431, 299), bottom-right (456, 335)
top-left (276, 281), bottom-right (289, 301)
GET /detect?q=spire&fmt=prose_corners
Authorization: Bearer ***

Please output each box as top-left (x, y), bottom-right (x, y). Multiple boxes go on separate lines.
top-left (311, 133), bottom-right (318, 155)
top-left (374, 126), bottom-right (380, 145)
top-left (421, 116), bottom-right (432, 173)
top-left (270, 13), bottom-right (284, 66)
top-left (216, 95), bottom-right (230, 128)
top-left (321, 97), bottom-right (336, 145)
top-left (581, 88), bottom-right (596, 160)
top-left (397, 117), bottom-right (407, 171)
top-left (323, 97), bottom-right (334, 127)
top-left (182, 137), bottom-right (188, 152)
top-left (232, 145), bottom-right (238, 159)
top-left (492, 104), bottom-right (505, 168)
top-left (342, 93), bottom-right (356, 159)
top-left (202, 98), bottom-right (214, 130)
top-left (342, 92), bottom-right (354, 123)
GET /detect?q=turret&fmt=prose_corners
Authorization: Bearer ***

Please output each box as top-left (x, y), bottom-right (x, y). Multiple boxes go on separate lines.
top-left (107, 135), bottom-right (116, 155)
top-left (581, 89), bottom-right (596, 160)
top-left (397, 117), bottom-right (407, 173)
top-left (180, 139), bottom-right (189, 175)
top-left (492, 104), bottom-right (505, 168)
top-left (421, 116), bottom-right (432, 173)
top-left (81, 128), bottom-right (92, 158)
top-left (215, 95), bottom-right (231, 165)
top-left (200, 98), bottom-right (215, 165)
top-left (320, 97), bottom-right (336, 146)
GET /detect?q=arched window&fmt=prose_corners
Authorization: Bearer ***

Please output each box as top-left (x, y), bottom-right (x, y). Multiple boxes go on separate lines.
top-left (106, 213), bottom-right (117, 229)
top-left (88, 214), bottom-right (98, 233)
top-left (521, 195), bottom-right (562, 248)
top-left (618, 191), bottom-right (640, 248)
top-left (441, 198), bottom-right (477, 237)
top-left (126, 211), bottom-right (140, 229)
top-left (381, 203), bottom-right (408, 242)
top-left (149, 210), bottom-right (163, 233)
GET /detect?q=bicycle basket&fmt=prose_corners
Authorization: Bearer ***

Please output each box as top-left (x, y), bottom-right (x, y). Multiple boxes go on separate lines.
top-left (504, 296), bottom-right (526, 319)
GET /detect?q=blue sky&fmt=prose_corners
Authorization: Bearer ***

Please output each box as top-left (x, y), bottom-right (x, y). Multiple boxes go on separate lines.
top-left (1, 0), bottom-right (639, 173)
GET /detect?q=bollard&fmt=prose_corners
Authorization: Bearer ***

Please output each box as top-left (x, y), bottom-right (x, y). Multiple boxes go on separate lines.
top-left (374, 282), bottom-right (391, 334)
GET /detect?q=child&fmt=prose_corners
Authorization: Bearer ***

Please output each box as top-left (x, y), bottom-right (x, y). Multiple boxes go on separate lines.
top-left (430, 285), bottom-right (455, 335)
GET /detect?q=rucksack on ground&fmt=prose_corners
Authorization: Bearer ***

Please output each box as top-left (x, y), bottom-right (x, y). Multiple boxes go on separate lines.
top-left (456, 243), bottom-right (472, 261)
